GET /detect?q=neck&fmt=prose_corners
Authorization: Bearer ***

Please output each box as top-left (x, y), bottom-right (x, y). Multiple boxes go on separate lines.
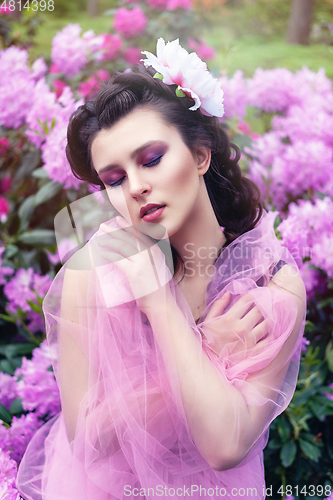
top-left (170, 180), bottom-right (226, 283)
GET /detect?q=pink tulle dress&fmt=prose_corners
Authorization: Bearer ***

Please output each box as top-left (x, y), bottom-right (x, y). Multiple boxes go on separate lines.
top-left (16, 210), bottom-right (305, 500)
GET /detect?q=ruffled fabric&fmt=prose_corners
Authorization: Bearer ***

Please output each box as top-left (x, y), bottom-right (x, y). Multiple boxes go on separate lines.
top-left (17, 210), bottom-right (305, 500)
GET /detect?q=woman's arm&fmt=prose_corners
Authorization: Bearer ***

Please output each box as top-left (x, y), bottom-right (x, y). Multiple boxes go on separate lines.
top-left (145, 264), bottom-right (306, 471)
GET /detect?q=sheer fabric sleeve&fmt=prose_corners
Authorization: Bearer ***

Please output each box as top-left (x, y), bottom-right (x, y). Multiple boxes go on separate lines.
top-left (16, 211), bottom-right (306, 500)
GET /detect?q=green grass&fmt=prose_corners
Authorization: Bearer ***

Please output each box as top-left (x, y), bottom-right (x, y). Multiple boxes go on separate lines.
top-left (202, 6), bottom-right (333, 78)
top-left (28, 6), bottom-right (333, 79)
top-left (212, 37), bottom-right (333, 78)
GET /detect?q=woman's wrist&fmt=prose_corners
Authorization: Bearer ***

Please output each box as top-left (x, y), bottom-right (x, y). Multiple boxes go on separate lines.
top-left (141, 283), bottom-right (174, 319)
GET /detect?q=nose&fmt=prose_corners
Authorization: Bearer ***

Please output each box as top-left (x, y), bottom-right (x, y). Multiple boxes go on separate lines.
top-left (128, 170), bottom-right (151, 199)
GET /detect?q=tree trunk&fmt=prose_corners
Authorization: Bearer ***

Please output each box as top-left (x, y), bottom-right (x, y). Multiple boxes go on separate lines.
top-left (87, 0), bottom-right (99, 17)
top-left (287, 0), bottom-right (314, 45)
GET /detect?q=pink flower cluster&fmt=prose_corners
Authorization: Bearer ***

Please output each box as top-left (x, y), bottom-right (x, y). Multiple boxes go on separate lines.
top-left (79, 69), bottom-right (110, 99)
top-left (51, 24), bottom-right (89, 79)
top-left (144, 0), bottom-right (191, 9)
top-left (0, 47), bottom-right (46, 129)
top-left (114, 7), bottom-right (147, 38)
top-left (41, 91), bottom-right (84, 189)
top-left (0, 341), bottom-right (60, 464)
top-left (0, 3), bottom-right (10, 14)
top-left (23, 74), bottom-right (84, 187)
top-left (244, 67), bottom-right (333, 210)
top-left (15, 341), bottom-right (61, 419)
top-left (278, 197), bottom-right (333, 294)
top-left (218, 70), bottom-right (247, 120)
top-left (0, 137), bottom-right (10, 156)
top-left (51, 25), bottom-right (119, 78)
top-left (167, 0), bottom-right (191, 9)
top-left (3, 267), bottom-right (52, 332)
top-left (187, 38), bottom-right (216, 61)
top-left (98, 33), bottom-right (122, 61)
top-left (0, 448), bottom-right (20, 500)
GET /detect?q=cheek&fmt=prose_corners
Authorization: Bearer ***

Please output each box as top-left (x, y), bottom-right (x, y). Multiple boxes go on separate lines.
top-left (165, 153), bottom-right (198, 194)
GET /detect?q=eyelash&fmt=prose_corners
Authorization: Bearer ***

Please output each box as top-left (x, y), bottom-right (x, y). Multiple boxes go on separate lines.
top-left (107, 154), bottom-right (164, 188)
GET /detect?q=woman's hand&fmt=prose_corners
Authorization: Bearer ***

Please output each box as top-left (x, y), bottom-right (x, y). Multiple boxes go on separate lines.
top-left (97, 217), bottom-right (171, 314)
top-left (200, 291), bottom-right (270, 357)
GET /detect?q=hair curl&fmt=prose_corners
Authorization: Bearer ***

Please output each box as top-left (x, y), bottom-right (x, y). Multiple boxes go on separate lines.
top-left (66, 66), bottom-right (263, 274)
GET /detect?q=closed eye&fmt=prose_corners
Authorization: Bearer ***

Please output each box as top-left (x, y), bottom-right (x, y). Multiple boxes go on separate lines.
top-left (103, 154), bottom-right (164, 187)
top-left (108, 176), bottom-right (126, 188)
top-left (143, 155), bottom-right (163, 167)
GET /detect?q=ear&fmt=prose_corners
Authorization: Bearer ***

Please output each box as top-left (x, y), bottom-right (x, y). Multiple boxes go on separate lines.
top-left (195, 146), bottom-right (211, 176)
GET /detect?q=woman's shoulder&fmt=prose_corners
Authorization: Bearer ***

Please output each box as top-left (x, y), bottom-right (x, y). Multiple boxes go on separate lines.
top-left (267, 262), bottom-right (307, 345)
top-left (268, 261), bottom-right (306, 298)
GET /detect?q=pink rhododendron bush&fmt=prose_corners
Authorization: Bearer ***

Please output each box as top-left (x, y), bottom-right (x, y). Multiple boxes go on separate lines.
top-left (0, 3), bottom-right (333, 495)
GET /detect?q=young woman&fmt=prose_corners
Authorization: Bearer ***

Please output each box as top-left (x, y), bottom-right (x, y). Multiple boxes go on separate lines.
top-left (17, 39), bottom-right (306, 500)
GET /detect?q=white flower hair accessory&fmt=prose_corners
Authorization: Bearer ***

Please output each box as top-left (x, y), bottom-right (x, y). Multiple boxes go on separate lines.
top-left (141, 38), bottom-right (224, 118)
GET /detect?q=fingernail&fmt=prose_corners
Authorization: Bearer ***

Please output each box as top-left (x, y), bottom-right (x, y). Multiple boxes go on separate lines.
top-left (221, 292), bottom-right (228, 299)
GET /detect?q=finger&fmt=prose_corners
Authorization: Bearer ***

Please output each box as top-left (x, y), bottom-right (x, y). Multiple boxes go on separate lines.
top-left (205, 292), bottom-right (231, 321)
top-left (252, 334), bottom-right (270, 355)
top-left (99, 224), bottom-right (147, 254)
top-left (99, 249), bottom-right (127, 264)
top-left (251, 318), bottom-right (269, 344)
top-left (98, 236), bottom-right (138, 260)
top-left (241, 304), bottom-right (264, 330)
top-left (113, 221), bottom-right (156, 251)
top-left (227, 292), bottom-right (256, 320)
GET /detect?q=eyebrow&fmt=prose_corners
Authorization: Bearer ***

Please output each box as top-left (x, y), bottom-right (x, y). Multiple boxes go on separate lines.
top-left (96, 140), bottom-right (166, 175)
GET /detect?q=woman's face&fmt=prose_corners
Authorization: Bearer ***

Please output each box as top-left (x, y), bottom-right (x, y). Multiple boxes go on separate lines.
top-left (90, 107), bottom-right (210, 239)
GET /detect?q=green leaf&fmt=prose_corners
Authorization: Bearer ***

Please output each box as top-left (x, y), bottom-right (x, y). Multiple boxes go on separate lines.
top-left (37, 117), bottom-right (49, 134)
top-left (293, 387), bottom-right (317, 406)
top-left (0, 359), bottom-right (16, 375)
top-left (176, 86), bottom-right (186, 97)
top-left (34, 181), bottom-right (62, 207)
top-left (305, 320), bottom-right (317, 333)
top-left (15, 151), bottom-right (41, 181)
top-left (0, 313), bottom-right (16, 324)
top-left (4, 244), bottom-right (18, 259)
top-left (9, 398), bottom-right (23, 416)
top-left (267, 438), bottom-right (281, 450)
top-left (26, 300), bottom-right (42, 314)
top-left (310, 400), bottom-right (327, 421)
top-left (280, 440), bottom-right (297, 467)
top-left (0, 343), bottom-right (36, 359)
top-left (299, 438), bottom-right (321, 462)
top-left (32, 167), bottom-right (49, 179)
top-left (318, 297), bottom-right (333, 309)
top-left (18, 195), bottom-right (35, 231)
top-left (325, 340), bottom-right (333, 373)
top-left (18, 229), bottom-right (56, 247)
top-left (277, 418), bottom-right (291, 441)
top-left (153, 72), bottom-right (164, 80)
top-left (0, 403), bottom-right (12, 424)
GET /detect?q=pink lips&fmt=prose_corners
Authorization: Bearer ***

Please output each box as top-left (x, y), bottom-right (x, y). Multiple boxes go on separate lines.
top-left (140, 204), bottom-right (165, 218)
top-left (140, 204), bottom-right (166, 222)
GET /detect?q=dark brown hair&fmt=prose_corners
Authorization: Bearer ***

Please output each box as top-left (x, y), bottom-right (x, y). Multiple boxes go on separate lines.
top-left (66, 66), bottom-right (263, 273)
